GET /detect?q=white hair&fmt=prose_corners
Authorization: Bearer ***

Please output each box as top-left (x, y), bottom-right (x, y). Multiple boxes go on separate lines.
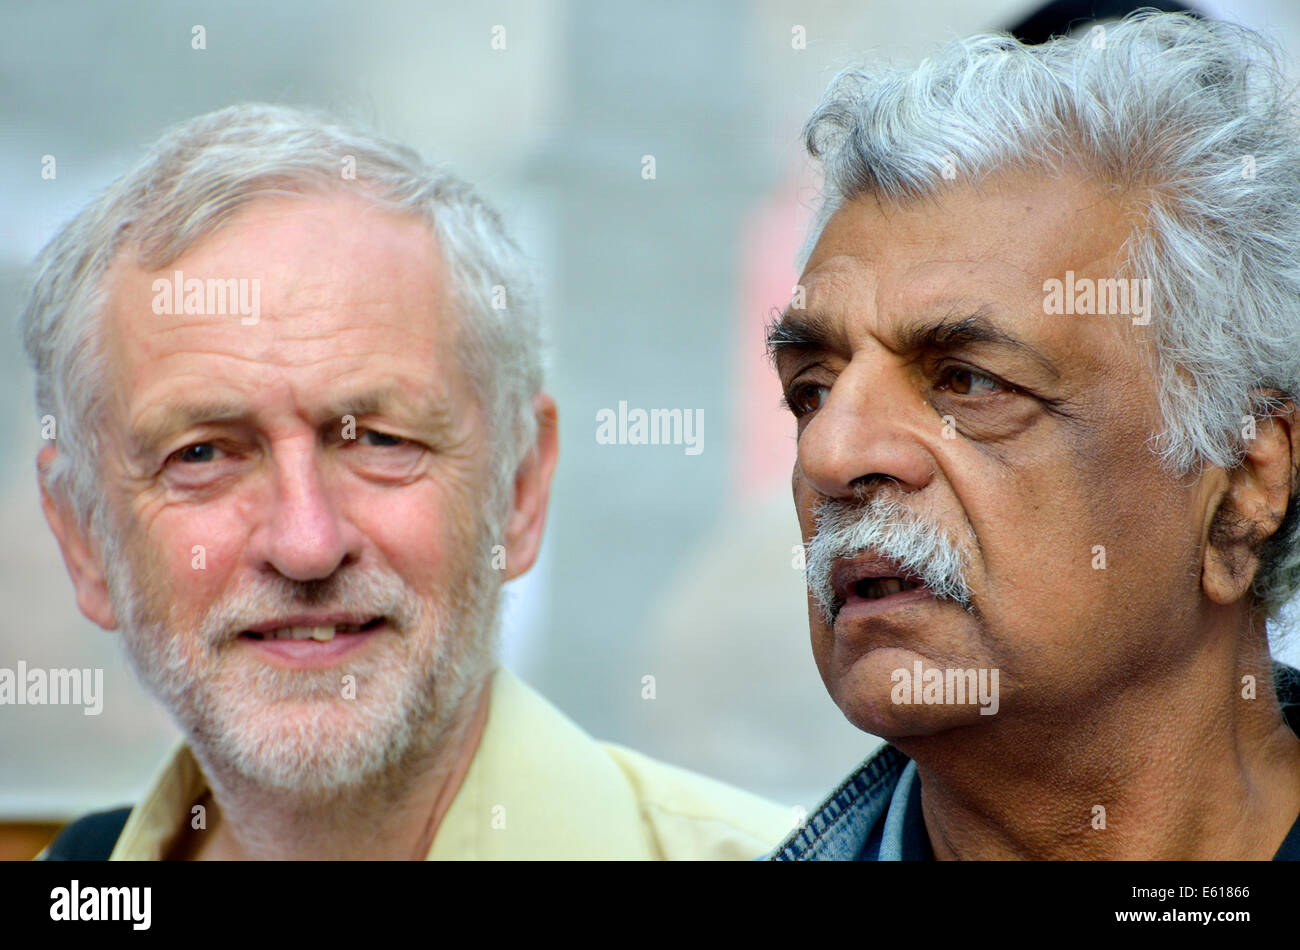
top-left (800, 12), bottom-right (1300, 617)
top-left (21, 102), bottom-right (543, 541)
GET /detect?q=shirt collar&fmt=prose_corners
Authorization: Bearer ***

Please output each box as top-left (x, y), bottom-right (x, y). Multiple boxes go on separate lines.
top-left (426, 665), bottom-right (651, 858)
top-left (870, 759), bottom-right (933, 861)
top-left (110, 667), bottom-right (655, 859)
top-left (109, 739), bottom-right (205, 860)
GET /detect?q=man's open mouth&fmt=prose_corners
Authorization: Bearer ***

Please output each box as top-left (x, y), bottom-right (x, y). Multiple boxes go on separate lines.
top-left (240, 617), bottom-right (385, 642)
top-left (853, 577), bottom-right (923, 601)
top-left (826, 555), bottom-right (935, 620)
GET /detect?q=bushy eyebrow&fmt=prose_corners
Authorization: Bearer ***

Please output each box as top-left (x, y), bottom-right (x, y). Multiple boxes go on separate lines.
top-left (765, 308), bottom-right (848, 363)
top-left (898, 308), bottom-right (1061, 380)
top-left (128, 385), bottom-right (454, 458)
top-left (766, 304), bottom-right (1059, 380)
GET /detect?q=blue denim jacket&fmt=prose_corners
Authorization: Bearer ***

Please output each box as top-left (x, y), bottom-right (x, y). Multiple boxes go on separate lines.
top-left (769, 664), bottom-right (1300, 861)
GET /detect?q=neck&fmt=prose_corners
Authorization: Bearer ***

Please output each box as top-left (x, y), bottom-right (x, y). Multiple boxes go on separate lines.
top-left (176, 675), bottom-right (493, 861)
top-left (900, 625), bottom-right (1300, 860)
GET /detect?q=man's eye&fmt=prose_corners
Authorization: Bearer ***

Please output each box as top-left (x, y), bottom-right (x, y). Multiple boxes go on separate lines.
top-left (361, 429), bottom-right (406, 447)
top-left (937, 366), bottom-right (1005, 396)
top-left (785, 382), bottom-right (830, 417)
top-left (171, 443), bottom-right (219, 464)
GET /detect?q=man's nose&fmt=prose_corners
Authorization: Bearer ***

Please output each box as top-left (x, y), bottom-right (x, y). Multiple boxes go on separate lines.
top-left (796, 358), bottom-right (936, 501)
top-left (256, 440), bottom-right (360, 581)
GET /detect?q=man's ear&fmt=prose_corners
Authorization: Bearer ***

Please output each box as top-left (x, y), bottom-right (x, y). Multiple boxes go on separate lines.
top-left (37, 445), bottom-right (118, 630)
top-left (500, 392), bottom-right (559, 582)
top-left (1203, 401), bottom-right (1300, 605)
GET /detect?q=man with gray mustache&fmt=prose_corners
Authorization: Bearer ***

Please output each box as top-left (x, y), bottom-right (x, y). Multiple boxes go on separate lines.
top-left (767, 13), bottom-right (1300, 860)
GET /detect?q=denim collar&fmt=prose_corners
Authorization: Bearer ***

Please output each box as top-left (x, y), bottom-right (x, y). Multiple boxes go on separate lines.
top-left (861, 758), bottom-right (932, 860)
top-left (771, 663), bottom-right (1300, 861)
top-left (770, 742), bottom-right (911, 861)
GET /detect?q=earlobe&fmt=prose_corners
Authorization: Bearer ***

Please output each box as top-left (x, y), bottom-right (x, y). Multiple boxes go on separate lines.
top-left (1201, 404), bottom-right (1299, 606)
top-left (37, 446), bottom-right (119, 630)
top-left (502, 393), bottom-right (559, 582)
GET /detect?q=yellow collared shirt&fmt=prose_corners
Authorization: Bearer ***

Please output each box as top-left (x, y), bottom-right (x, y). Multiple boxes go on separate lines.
top-left (99, 666), bottom-right (792, 859)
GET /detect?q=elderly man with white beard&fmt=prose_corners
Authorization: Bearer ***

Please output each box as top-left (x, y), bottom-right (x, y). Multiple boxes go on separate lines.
top-left (767, 12), bottom-right (1300, 861)
top-left (25, 103), bottom-right (790, 860)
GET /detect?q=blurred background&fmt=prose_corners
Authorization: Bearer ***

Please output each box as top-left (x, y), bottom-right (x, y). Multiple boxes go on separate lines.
top-left (3, 0), bottom-right (1300, 858)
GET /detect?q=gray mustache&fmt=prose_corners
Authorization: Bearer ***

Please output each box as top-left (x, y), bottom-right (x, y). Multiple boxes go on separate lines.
top-left (805, 495), bottom-right (974, 624)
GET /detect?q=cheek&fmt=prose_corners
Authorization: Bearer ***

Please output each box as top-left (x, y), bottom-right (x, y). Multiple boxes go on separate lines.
top-left (968, 425), bottom-right (1199, 659)
top-left (973, 491), bottom-right (1112, 658)
top-left (790, 475), bottom-right (834, 674)
top-left (117, 503), bottom-right (250, 630)
top-left (158, 510), bottom-right (247, 599)
top-left (351, 483), bottom-right (477, 589)
top-left (117, 513), bottom-right (249, 687)
top-left (792, 475), bottom-right (820, 543)
top-left (809, 620), bottom-right (835, 697)
top-left (1059, 413), bottom-right (1198, 593)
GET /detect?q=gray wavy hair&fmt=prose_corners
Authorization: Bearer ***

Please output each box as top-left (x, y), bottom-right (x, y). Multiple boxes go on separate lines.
top-left (800, 12), bottom-right (1300, 619)
top-left (22, 102), bottom-right (543, 542)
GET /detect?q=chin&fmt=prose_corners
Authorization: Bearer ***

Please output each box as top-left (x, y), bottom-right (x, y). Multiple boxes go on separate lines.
top-left (838, 693), bottom-right (988, 740)
top-left (828, 646), bottom-right (1002, 740)
top-left (201, 698), bottom-right (422, 794)
top-left (174, 652), bottom-right (445, 795)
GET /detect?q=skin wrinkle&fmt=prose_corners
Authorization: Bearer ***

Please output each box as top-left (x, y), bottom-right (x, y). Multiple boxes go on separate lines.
top-left (779, 170), bottom-right (1300, 859)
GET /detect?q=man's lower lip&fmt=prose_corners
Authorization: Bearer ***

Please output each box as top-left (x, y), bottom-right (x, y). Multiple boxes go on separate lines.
top-left (237, 623), bottom-right (386, 667)
top-left (835, 585), bottom-right (935, 623)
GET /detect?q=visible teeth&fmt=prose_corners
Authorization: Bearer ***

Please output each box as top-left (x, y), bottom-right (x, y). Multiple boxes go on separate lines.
top-left (259, 626), bottom-right (336, 641)
top-left (860, 578), bottom-right (921, 600)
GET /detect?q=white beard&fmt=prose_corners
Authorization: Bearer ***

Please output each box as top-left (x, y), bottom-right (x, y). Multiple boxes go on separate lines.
top-left (105, 522), bottom-right (501, 798)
